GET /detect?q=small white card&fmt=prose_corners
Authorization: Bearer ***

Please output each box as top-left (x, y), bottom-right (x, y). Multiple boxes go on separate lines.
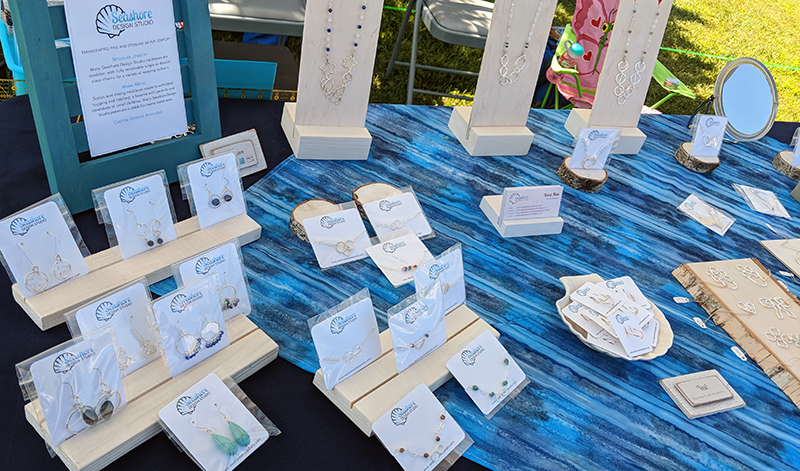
top-left (561, 301), bottom-right (606, 338)
top-left (200, 129), bottom-right (266, 176)
top-left (569, 129), bottom-right (619, 170)
top-left (186, 153), bottom-right (246, 230)
top-left (388, 283), bottom-right (446, 373)
top-left (498, 185), bottom-right (563, 223)
top-left (367, 232), bottom-right (434, 287)
top-left (446, 331), bottom-right (526, 415)
top-left (603, 276), bottom-right (650, 310)
top-left (304, 207), bottom-right (370, 269)
top-left (363, 191), bottom-right (433, 239)
top-left (678, 194), bottom-right (735, 236)
top-left (608, 310), bottom-right (654, 357)
top-left (414, 244), bottom-right (465, 314)
top-left (177, 242), bottom-right (252, 319)
top-left (586, 330), bottom-right (630, 359)
top-left (690, 115), bottom-right (728, 158)
top-left (675, 375), bottom-right (733, 406)
top-left (373, 384), bottom-right (466, 471)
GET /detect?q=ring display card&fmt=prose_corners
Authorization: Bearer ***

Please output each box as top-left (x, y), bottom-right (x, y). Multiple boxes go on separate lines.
top-left (388, 282), bottom-right (446, 373)
top-left (181, 153), bottom-right (246, 230)
top-left (414, 244), bottom-right (465, 313)
top-left (446, 331), bottom-right (527, 416)
top-left (732, 184), bottom-right (790, 219)
top-left (497, 185), bottom-right (563, 223)
top-left (373, 384), bottom-right (467, 471)
top-left (568, 129), bottom-right (619, 170)
top-left (362, 188), bottom-right (434, 240)
top-left (309, 289), bottom-right (381, 390)
top-left (303, 204), bottom-right (370, 269)
top-left (690, 115), bottom-right (728, 158)
top-left (677, 194), bottom-right (735, 236)
top-left (660, 370), bottom-right (745, 419)
top-left (366, 231), bottom-right (435, 287)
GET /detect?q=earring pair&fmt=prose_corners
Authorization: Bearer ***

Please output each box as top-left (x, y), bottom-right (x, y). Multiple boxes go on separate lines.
top-left (206, 178), bottom-right (234, 209)
top-left (62, 368), bottom-right (121, 435)
top-left (175, 311), bottom-right (224, 360)
top-left (17, 230), bottom-right (73, 293)
top-left (192, 403), bottom-right (251, 455)
top-left (126, 201), bottom-right (163, 247)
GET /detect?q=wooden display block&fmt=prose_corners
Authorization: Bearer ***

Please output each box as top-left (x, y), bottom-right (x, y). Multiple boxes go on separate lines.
top-left (672, 258), bottom-right (800, 409)
top-left (773, 150), bottom-right (800, 180)
top-left (448, 106), bottom-right (534, 157)
top-left (674, 142), bottom-right (720, 174)
top-left (24, 315), bottom-right (279, 471)
top-left (13, 214), bottom-right (262, 330)
top-left (281, 103), bottom-right (372, 160)
top-left (557, 156), bottom-right (609, 193)
top-left (313, 304), bottom-right (498, 436)
top-left (760, 238), bottom-right (800, 278)
top-left (564, 108), bottom-right (646, 155)
top-left (479, 195), bottom-right (563, 238)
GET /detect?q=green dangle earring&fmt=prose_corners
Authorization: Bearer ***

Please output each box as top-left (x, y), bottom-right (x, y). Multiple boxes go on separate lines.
top-left (214, 403), bottom-right (250, 447)
top-left (192, 420), bottom-right (238, 455)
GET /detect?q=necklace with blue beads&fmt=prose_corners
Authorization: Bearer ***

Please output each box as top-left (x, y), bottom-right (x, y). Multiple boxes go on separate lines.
top-left (320, 0), bottom-right (368, 105)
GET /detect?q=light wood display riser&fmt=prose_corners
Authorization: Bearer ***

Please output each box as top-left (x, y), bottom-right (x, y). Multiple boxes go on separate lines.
top-left (479, 195), bottom-right (563, 237)
top-left (448, 107), bottom-right (534, 157)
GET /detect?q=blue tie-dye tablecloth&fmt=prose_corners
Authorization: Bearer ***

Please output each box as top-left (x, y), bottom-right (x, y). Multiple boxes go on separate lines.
top-left (159, 105), bottom-right (800, 470)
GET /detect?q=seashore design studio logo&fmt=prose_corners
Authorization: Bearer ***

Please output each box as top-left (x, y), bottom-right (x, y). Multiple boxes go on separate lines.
top-left (403, 304), bottom-right (428, 325)
top-left (427, 261), bottom-right (450, 280)
top-left (176, 388), bottom-right (211, 415)
top-left (95, 297), bottom-right (133, 322)
top-left (509, 193), bottom-right (528, 205)
top-left (9, 214), bottom-right (47, 236)
top-left (378, 199), bottom-right (403, 212)
top-left (170, 291), bottom-right (204, 313)
top-left (195, 254), bottom-right (226, 275)
top-left (96, 4), bottom-right (154, 39)
top-left (52, 348), bottom-right (96, 374)
top-left (329, 312), bottom-right (357, 335)
top-left (118, 185), bottom-right (151, 203)
top-left (320, 215), bottom-right (345, 229)
top-left (390, 401), bottom-right (418, 426)
top-left (200, 162), bottom-right (226, 178)
top-left (460, 345), bottom-right (484, 367)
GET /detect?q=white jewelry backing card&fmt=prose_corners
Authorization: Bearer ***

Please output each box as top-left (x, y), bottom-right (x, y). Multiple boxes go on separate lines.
top-left (414, 244), bottom-right (465, 313)
top-left (177, 242), bottom-right (252, 319)
top-left (690, 115), bottom-right (728, 158)
top-left (569, 129), bottom-right (619, 170)
top-left (362, 191), bottom-right (433, 239)
top-left (304, 207), bottom-right (370, 269)
top-left (388, 282), bottom-right (446, 373)
top-left (186, 153), bottom-right (246, 230)
top-left (367, 232), bottom-right (434, 287)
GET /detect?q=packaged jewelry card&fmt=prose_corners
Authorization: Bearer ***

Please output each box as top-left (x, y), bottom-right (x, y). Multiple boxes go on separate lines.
top-left (373, 383), bottom-right (471, 471)
top-left (309, 288), bottom-right (381, 390)
top-left (446, 330), bottom-right (528, 417)
top-left (690, 115), bottom-right (728, 158)
top-left (414, 243), bottom-right (466, 314)
top-left (0, 193), bottom-right (90, 298)
top-left (388, 282), bottom-right (446, 373)
top-left (361, 186), bottom-right (434, 240)
top-left (150, 274), bottom-right (230, 377)
top-left (732, 184), bottom-right (790, 219)
top-left (173, 241), bottom-right (253, 320)
top-left (568, 128), bottom-right (620, 171)
top-left (65, 279), bottom-right (161, 375)
top-left (159, 372), bottom-right (279, 471)
top-left (303, 201), bottom-right (370, 269)
top-left (92, 171), bottom-right (178, 259)
top-left (16, 326), bottom-right (128, 448)
top-left (178, 153), bottom-right (247, 230)
top-left (366, 229), bottom-right (435, 288)
top-left (678, 194), bottom-right (735, 236)
top-left (659, 370), bottom-right (745, 419)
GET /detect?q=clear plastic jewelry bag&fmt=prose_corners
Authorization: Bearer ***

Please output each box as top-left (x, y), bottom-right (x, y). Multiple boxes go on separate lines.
top-left (149, 274), bottom-right (231, 377)
top-left (689, 114), bottom-right (728, 158)
top-left (366, 227), bottom-right (435, 288)
top-left (172, 240), bottom-right (253, 320)
top-left (92, 170), bottom-right (178, 260)
top-left (0, 193), bottom-right (91, 299)
top-left (177, 153), bottom-right (247, 230)
top-left (16, 326), bottom-right (128, 450)
top-left (388, 282), bottom-right (446, 373)
top-left (732, 183), bottom-right (791, 219)
top-left (677, 193), bottom-right (735, 236)
top-left (308, 288), bottom-right (382, 390)
top-left (414, 243), bottom-right (466, 314)
top-left (303, 201), bottom-right (371, 270)
top-left (64, 279), bottom-right (165, 375)
top-left (361, 186), bottom-right (435, 240)
top-left (158, 370), bottom-right (280, 471)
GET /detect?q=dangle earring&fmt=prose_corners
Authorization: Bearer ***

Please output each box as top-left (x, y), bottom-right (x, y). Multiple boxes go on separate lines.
top-left (206, 183), bottom-right (222, 209)
top-left (175, 321), bottom-right (201, 360)
top-left (192, 421), bottom-right (238, 456)
top-left (200, 310), bottom-right (224, 348)
top-left (117, 347), bottom-right (131, 370)
top-left (91, 367), bottom-right (121, 420)
top-left (126, 208), bottom-right (154, 247)
top-left (17, 242), bottom-right (48, 292)
top-left (220, 272), bottom-right (240, 312)
top-left (214, 403), bottom-right (250, 447)
top-left (130, 315), bottom-right (157, 358)
top-left (46, 230), bottom-right (72, 280)
top-left (221, 178), bottom-right (234, 204)
top-left (149, 202), bottom-right (163, 245)
top-left (62, 380), bottom-right (98, 435)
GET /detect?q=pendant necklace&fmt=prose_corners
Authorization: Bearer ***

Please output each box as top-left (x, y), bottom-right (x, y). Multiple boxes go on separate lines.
top-left (320, 0), bottom-right (368, 105)
top-left (395, 411), bottom-right (448, 461)
top-left (322, 327), bottom-right (377, 363)
top-left (615, 1), bottom-right (661, 105)
top-left (396, 314), bottom-right (443, 351)
top-left (312, 230), bottom-right (367, 256)
top-left (470, 357), bottom-right (512, 401)
top-left (378, 250), bottom-right (432, 273)
top-left (373, 211), bottom-right (422, 230)
top-left (701, 124), bottom-right (725, 147)
top-left (499, 0), bottom-right (546, 86)
top-left (581, 136), bottom-right (614, 169)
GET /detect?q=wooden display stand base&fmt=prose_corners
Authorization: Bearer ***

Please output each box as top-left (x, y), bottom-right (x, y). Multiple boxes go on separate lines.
top-left (773, 150), bottom-right (800, 180)
top-left (564, 108), bottom-right (646, 155)
top-left (24, 315), bottom-right (279, 471)
top-left (674, 142), bottom-right (720, 174)
top-left (281, 103), bottom-right (372, 160)
top-left (558, 156), bottom-right (608, 193)
top-left (13, 214), bottom-right (262, 330)
top-left (479, 195), bottom-right (563, 238)
top-left (447, 107), bottom-right (534, 156)
top-left (313, 304), bottom-right (498, 436)
top-left (672, 258), bottom-right (800, 409)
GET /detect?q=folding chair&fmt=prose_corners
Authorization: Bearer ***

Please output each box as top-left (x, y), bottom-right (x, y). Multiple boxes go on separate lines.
top-left (208, 0), bottom-right (305, 42)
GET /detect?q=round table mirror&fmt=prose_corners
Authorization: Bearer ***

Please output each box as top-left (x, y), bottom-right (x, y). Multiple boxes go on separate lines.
top-left (713, 57), bottom-right (779, 141)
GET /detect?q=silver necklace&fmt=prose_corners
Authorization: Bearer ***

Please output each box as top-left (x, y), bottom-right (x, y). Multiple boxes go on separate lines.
top-left (499, 0), bottom-right (545, 86)
top-left (322, 327), bottom-right (377, 363)
top-left (614, 1), bottom-right (661, 105)
top-left (373, 212), bottom-right (422, 230)
top-left (470, 357), bottom-right (511, 400)
top-left (394, 411), bottom-right (447, 461)
top-left (378, 250), bottom-right (431, 273)
top-left (581, 137), bottom-right (613, 169)
top-left (701, 124), bottom-right (725, 147)
top-left (320, 0), bottom-right (368, 105)
top-left (311, 231), bottom-right (366, 256)
top-left (396, 315), bottom-right (443, 351)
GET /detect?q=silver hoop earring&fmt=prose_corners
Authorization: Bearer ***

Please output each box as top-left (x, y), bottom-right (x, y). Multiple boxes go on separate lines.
top-left (17, 242), bottom-right (48, 292)
top-left (46, 230), bottom-right (72, 280)
top-left (199, 310), bottom-right (224, 348)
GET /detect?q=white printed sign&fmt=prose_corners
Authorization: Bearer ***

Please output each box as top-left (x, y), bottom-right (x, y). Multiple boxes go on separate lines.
top-left (498, 185), bottom-right (563, 223)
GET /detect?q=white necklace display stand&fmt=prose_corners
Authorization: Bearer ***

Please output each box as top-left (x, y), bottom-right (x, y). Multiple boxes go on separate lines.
top-left (448, 0), bottom-right (557, 156)
top-left (564, 0), bottom-right (673, 155)
top-left (281, 0), bottom-right (384, 160)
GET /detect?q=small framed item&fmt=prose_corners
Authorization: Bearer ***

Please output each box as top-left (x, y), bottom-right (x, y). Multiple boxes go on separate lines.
top-left (732, 184), bottom-right (790, 219)
top-left (373, 384), bottom-right (471, 471)
top-left (0, 194), bottom-right (90, 298)
top-left (304, 201), bottom-right (370, 269)
top-left (150, 274), bottom-right (230, 377)
top-left (199, 129), bottom-right (267, 177)
top-left (690, 115), bottom-right (728, 158)
top-left (414, 243), bottom-right (466, 314)
top-left (159, 372), bottom-right (278, 471)
top-left (568, 129), bottom-right (620, 171)
top-left (366, 229), bottom-right (435, 287)
top-left (388, 282), bottom-right (446, 373)
top-left (677, 194), bottom-right (735, 236)
top-left (92, 171), bottom-right (178, 259)
top-left (361, 186), bottom-right (434, 240)
top-left (660, 370), bottom-right (745, 419)
top-left (173, 241), bottom-right (253, 319)
top-left (65, 279), bottom-right (161, 375)
top-left (16, 326), bottom-right (127, 448)
top-left (309, 288), bottom-right (381, 390)
top-left (446, 330), bottom-right (528, 417)
top-left (178, 153), bottom-right (247, 230)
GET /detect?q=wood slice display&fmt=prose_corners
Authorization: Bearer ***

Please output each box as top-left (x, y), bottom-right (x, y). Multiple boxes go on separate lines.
top-left (351, 182), bottom-right (401, 220)
top-left (558, 156), bottom-right (608, 193)
top-left (674, 142), bottom-right (720, 174)
top-left (290, 199), bottom-right (337, 241)
top-left (773, 150), bottom-right (800, 180)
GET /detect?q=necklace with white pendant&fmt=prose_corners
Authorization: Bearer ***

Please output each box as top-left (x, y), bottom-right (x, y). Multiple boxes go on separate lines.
top-left (320, 0), bottom-right (368, 105)
top-left (499, 0), bottom-right (545, 86)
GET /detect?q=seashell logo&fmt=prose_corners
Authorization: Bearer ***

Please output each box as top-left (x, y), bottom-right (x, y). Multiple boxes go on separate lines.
top-left (118, 185), bottom-right (151, 203)
top-left (176, 388), bottom-right (211, 415)
top-left (195, 255), bottom-right (225, 275)
top-left (615, 313), bottom-right (630, 324)
top-left (390, 401), bottom-right (418, 426)
top-left (378, 199), bottom-right (403, 212)
top-left (95, 297), bottom-right (133, 322)
top-left (461, 345), bottom-right (484, 366)
top-left (568, 303), bottom-right (580, 313)
top-left (576, 287), bottom-right (590, 296)
top-left (200, 162), bottom-right (226, 178)
top-left (320, 215), bottom-right (345, 229)
top-left (605, 280), bottom-right (624, 289)
top-left (96, 5), bottom-right (154, 39)
top-left (705, 117), bottom-right (721, 128)
top-left (509, 193), bottom-right (529, 205)
top-left (403, 305), bottom-right (427, 324)
top-left (9, 214), bottom-right (47, 236)
top-left (427, 262), bottom-right (450, 280)
top-left (382, 241), bottom-right (406, 253)
top-left (329, 313), bottom-right (357, 335)
top-left (52, 348), bottom-right (96, 374)
top-left (170, 291), bottom-right (204, 313)
top-left (587, 130), bottom-right (609, 140)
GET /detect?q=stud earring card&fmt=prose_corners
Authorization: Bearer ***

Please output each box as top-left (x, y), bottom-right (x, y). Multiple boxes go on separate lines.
top-left (660, 370), bottom-right (745, 419)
